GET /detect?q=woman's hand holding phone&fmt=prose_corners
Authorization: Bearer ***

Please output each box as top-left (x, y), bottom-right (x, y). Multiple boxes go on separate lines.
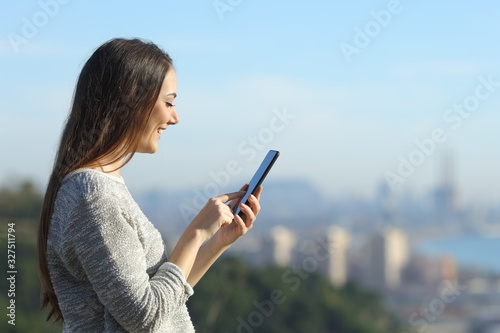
top-left (190, 150), bottom-right (277, 246)
top-left (189, 190), bottom-right (245, 242)
top-left (213, 184), bottom-right (263, 247)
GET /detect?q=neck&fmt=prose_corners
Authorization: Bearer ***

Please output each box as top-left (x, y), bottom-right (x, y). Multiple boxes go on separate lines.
top-left (83, 153), bottom-right (128, 178)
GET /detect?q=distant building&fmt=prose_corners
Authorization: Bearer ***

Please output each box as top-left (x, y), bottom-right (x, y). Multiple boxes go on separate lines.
top-left (270, 225), bottom-right (296, 267)
top-left (403, 254), bottom-right (457, 285)
top-left (327, 227), bottom-right (351, 288)
top-left (369, 228), bottom-right (408, 289)
top-left (470, 315), bottom-right (500, 333)
top-left (434, 148), bottom-right (460, 214)
top-left (440, 255), bottom-right (457, 281)
top-left (375, 180), bottom-right (396, 220)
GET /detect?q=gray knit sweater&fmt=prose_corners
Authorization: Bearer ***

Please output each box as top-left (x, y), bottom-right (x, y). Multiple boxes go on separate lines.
top-left (47, 169), bottom-right (195, 332)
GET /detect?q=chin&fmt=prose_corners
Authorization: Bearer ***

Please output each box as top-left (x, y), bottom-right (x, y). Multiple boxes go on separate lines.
top-left (136, 145), bottom-right (158, 154)
top-left (147, 146), bottom-right (158, 154)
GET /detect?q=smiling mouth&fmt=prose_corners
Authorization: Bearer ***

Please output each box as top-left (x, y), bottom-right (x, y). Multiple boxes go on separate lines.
top-left (157, 127), bottom-right (166, 134)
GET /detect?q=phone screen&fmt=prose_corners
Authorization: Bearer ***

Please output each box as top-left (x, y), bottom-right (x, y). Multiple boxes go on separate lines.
top-left (234, 150), bottom-right (280, 218)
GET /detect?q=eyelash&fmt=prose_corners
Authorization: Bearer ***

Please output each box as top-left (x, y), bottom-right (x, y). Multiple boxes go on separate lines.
top-left (166, 102), bottom-right (175, 108)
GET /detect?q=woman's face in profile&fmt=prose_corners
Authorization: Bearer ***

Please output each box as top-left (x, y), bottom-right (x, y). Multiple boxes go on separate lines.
top-left (137, 68), bottom-right (179, 154)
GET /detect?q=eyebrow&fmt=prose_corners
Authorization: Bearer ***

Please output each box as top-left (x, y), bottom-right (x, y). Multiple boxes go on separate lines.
top-left (165, 92), bottom-right (177, 98)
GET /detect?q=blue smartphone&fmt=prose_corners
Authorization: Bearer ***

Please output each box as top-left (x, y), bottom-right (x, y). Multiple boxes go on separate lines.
top-left (234, 150), bottom-right (280, 219)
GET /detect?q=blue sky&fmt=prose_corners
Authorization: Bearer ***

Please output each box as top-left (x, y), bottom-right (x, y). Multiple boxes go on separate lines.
top-left (1, 0), bottom-right (499, 204)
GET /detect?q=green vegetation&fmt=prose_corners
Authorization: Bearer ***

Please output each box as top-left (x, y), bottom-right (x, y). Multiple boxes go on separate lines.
top-left (0, 181), bottom-right (55, 332)
top-left (0, 180), bottom-right (408, 332)
top-left (0, 180), bottom-right (43, 221)
top-left (188, 258), bottom-right (406, 333)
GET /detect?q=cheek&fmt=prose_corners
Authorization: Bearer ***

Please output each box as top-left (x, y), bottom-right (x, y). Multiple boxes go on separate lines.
top-left (154, 105), bottom-right (171, 121)
top-left (148, 107), bottom-right (163, 124)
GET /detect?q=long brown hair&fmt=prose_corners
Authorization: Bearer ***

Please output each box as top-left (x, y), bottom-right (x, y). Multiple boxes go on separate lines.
top-left (37, 38), bottom-right (173, 322)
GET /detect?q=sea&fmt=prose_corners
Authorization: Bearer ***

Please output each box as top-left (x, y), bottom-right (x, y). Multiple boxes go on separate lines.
top-left (417, 233), bottom-right (500, 273)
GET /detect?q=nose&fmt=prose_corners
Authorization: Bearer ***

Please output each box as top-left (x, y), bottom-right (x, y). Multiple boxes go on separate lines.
top-left (169, 108), bottom-right (180, 125)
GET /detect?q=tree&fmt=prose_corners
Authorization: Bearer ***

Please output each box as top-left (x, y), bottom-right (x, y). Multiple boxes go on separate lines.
top-left (188, 257), bottom-right (408, 333)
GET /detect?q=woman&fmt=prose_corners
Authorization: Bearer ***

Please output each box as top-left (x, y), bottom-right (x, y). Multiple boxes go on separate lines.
top-left (37, 38), bottom-right (262, 332)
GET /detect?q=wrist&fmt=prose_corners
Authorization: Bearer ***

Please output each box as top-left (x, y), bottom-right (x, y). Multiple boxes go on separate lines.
top-left (181, 226), bottom-right (206, 247)
top-left (209, 232), bottom-right (232, 252)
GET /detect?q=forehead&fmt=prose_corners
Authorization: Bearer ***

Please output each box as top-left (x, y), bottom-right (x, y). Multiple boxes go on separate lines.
top-left (160, 68), bottom-right (177, 95)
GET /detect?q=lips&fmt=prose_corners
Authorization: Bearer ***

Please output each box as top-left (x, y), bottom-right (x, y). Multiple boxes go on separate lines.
top-left (157, 127), bottom-right (166, 134)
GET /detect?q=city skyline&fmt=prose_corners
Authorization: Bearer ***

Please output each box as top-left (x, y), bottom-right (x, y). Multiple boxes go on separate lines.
top-left (230, 222), bottom-right (499, 332)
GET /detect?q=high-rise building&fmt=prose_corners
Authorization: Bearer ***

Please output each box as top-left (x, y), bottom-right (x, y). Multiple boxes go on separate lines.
top-left (369, 228), bottom-right (408, 289)
top-left (434, 148), bottom-right (460, 214)
top-left (327, 227), bottom-right (351, 288)
top-left (270, 225), bottom-right (296, 267)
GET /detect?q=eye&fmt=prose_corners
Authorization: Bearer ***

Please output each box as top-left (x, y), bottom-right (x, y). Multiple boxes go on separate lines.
top-left (166, 102), bottom-right (175, 108)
